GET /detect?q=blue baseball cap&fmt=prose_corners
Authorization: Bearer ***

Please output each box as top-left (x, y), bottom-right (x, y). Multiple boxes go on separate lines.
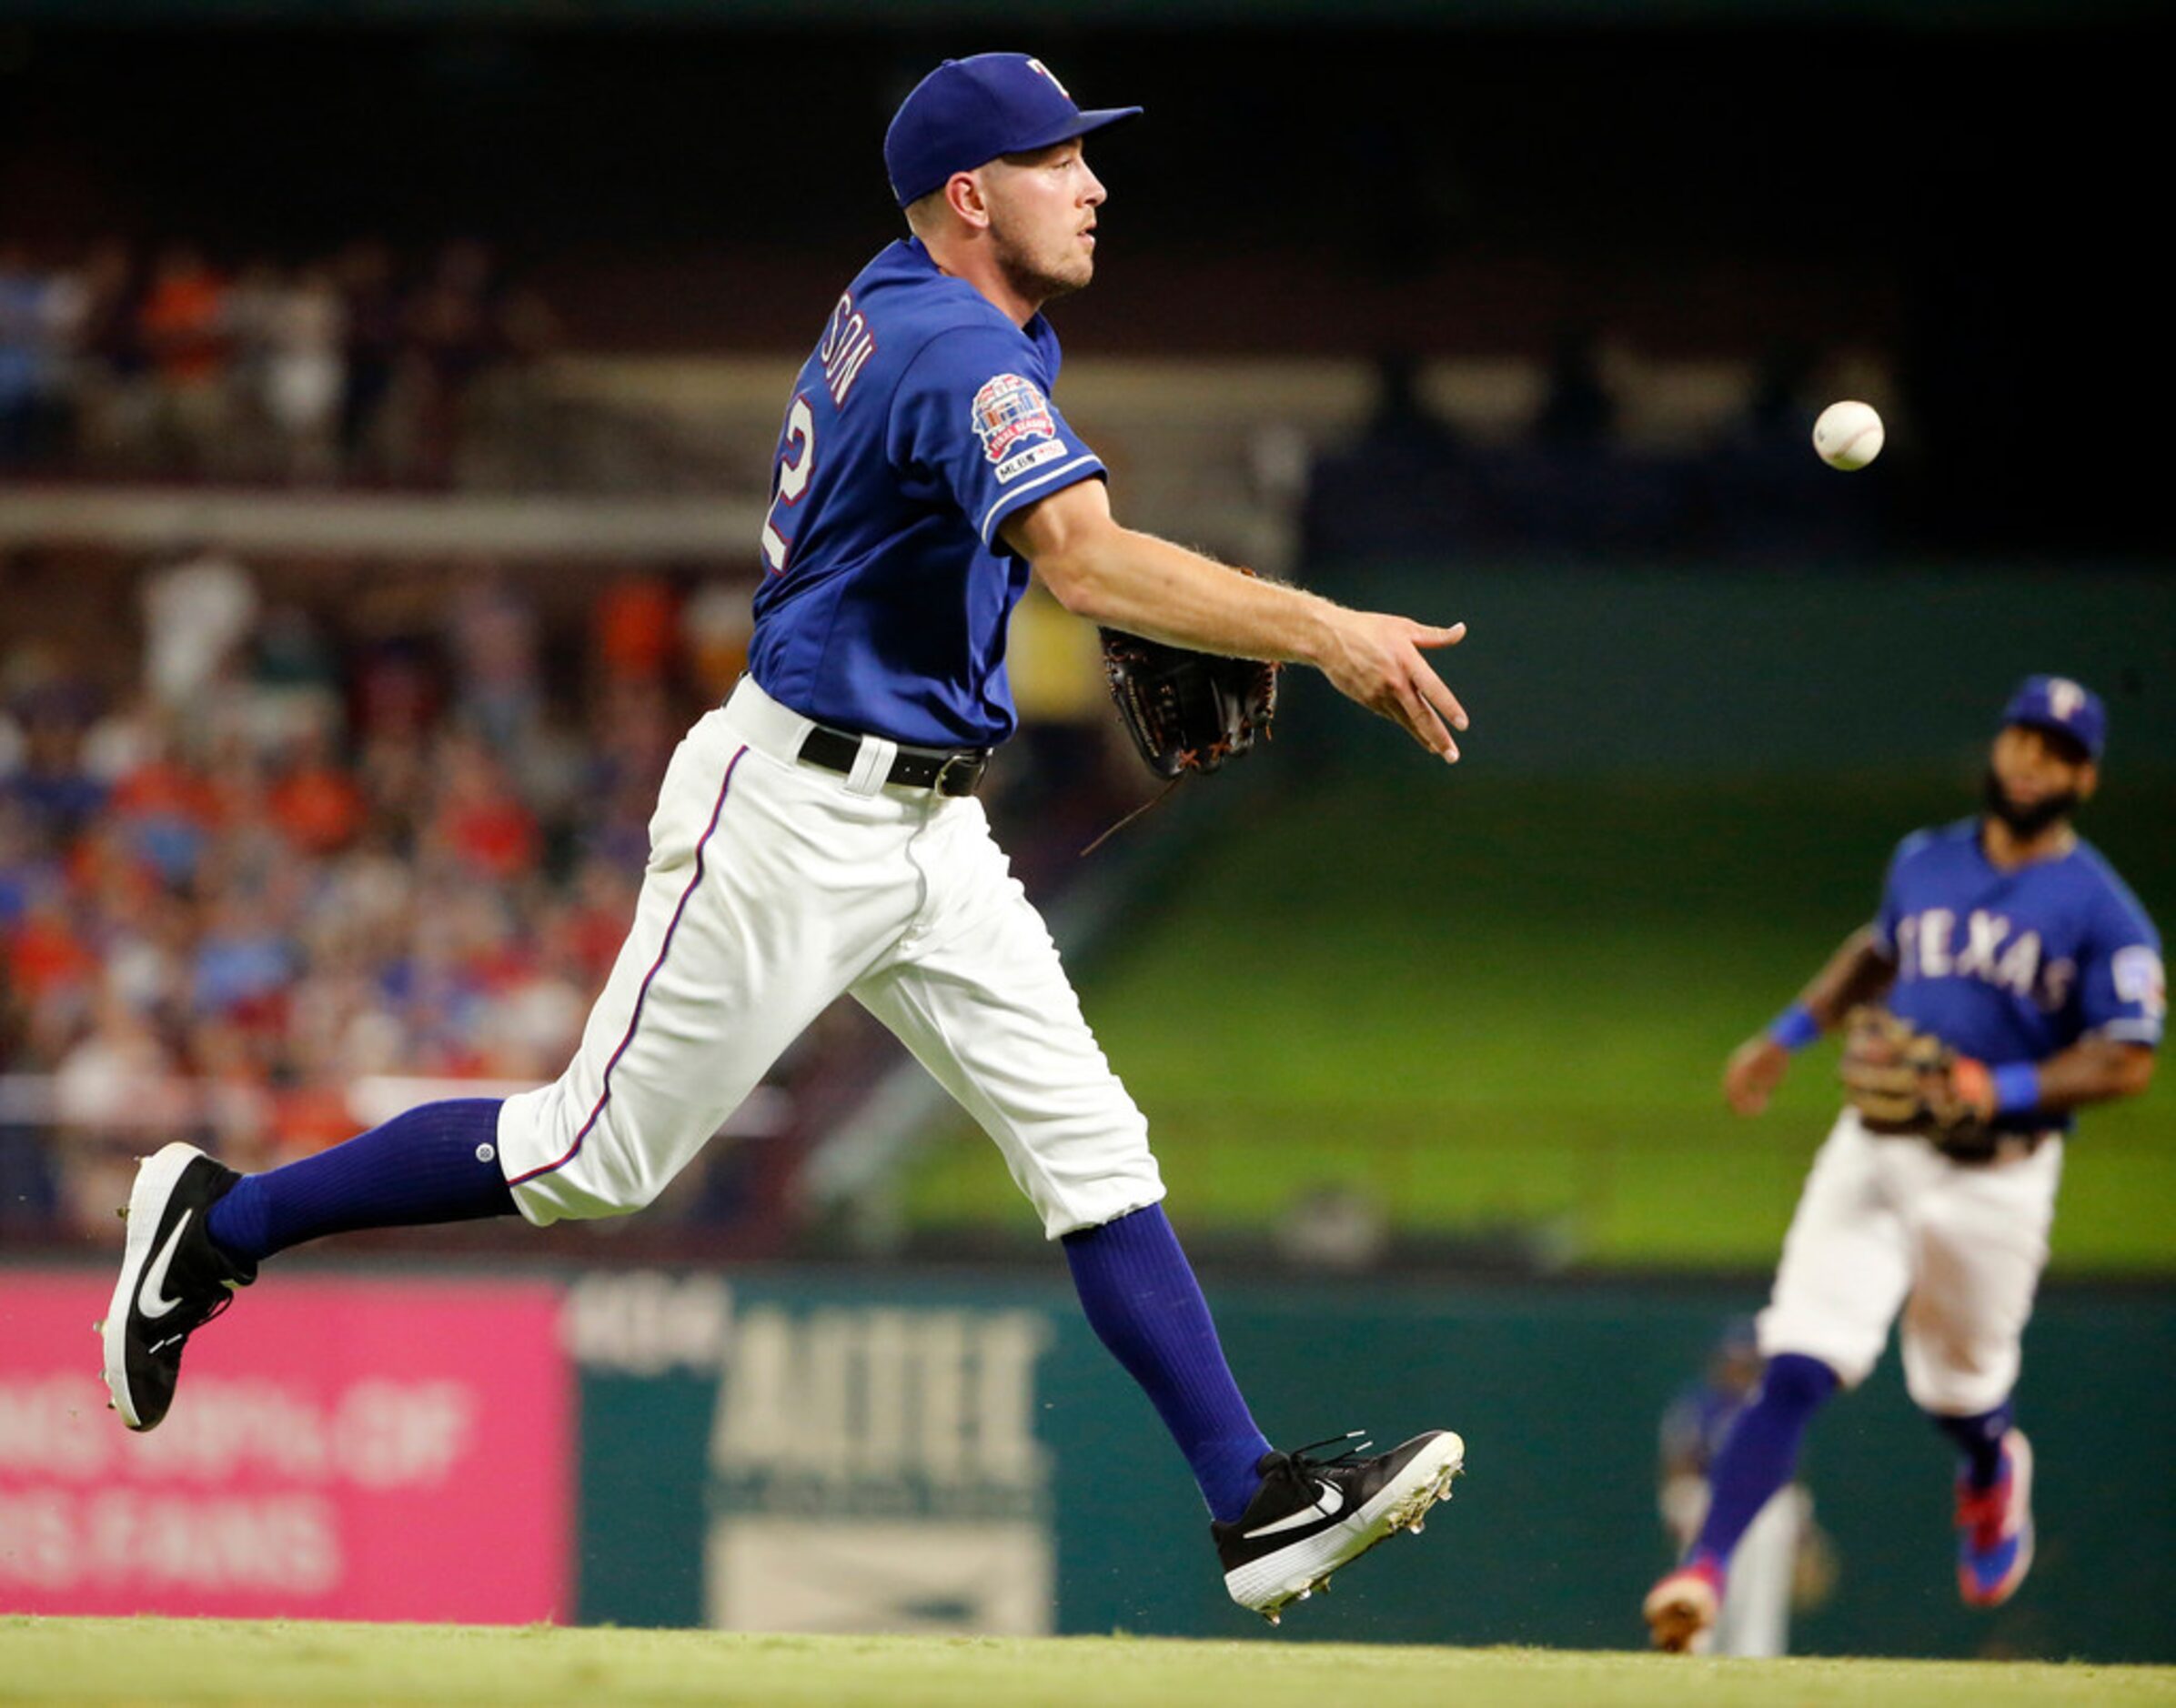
top-left (884, 54), bottom-right (1142, 208)
top-left (2001, 674), bottom-right (2106, 760)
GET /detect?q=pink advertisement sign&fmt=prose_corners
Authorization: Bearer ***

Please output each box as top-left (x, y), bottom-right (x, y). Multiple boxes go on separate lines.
top-left (0, 1269), bottom-right (571, 1623)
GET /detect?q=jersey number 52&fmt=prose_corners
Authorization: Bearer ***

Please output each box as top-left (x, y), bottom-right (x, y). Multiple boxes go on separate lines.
top-left (760, 396), bottom-right (815, 575)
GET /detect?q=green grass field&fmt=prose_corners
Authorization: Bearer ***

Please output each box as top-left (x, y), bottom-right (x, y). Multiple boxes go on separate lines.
top-left (4, 1620), bottom-right (2172, 1708)
top-left (907, 771), bottom-right (2174, 1270)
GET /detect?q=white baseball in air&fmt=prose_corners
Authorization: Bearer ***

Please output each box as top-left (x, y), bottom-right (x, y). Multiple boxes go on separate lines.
top-left (1812, 399), bottom-right (1884, 471)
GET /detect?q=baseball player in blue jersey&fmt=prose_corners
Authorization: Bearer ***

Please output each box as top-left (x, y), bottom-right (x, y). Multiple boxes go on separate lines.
top-left (1644, 675), bottom-right (2162, 1651)
top-left (101, 53), bottom-right (1467, 1622)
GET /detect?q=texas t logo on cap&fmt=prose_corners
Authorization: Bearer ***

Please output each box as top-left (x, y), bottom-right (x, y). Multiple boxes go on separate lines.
top-left (883, 52), bottom-right (1142, 207)
top-left (2001, 673), bottom-right (2107, 761)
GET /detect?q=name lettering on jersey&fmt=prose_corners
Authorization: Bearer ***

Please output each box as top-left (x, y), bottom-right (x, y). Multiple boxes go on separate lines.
top-left (1897, 908), bottom-right (2074, 1011)
top-left (818, 291), bottom-right (878, 407)
top-left (971, 373), bottom-right (1060, 473)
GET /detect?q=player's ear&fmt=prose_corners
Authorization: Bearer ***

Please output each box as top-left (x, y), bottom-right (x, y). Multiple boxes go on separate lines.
top-left (945, 170), bottom-right (993, 232)
top-left (2077, 760), bottom-right (2100, 801)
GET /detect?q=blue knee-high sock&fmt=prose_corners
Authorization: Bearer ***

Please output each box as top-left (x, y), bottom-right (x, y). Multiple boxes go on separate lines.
top-left (1689, 1351), bottom-right (1839, 1571)
top-left (1931, 1401), bottom-right (2014, 1491)
top-left (206, 1099), bottom-right (517, 1263)
top-left (1063, 1203), bottom-right (1273, 1524)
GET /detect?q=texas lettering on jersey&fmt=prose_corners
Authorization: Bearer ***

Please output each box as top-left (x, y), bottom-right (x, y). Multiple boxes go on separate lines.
top-left (1873, 821), bottom-right (2163, 1115)
top-left (1894, 909), bottom-right (2075, 1012)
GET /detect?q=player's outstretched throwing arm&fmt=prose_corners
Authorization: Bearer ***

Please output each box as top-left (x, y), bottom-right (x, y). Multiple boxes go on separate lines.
top-left (1723, 926), bottom-right (2156, 1122)
top-left (1003, 476), bottom-right (1471, 762)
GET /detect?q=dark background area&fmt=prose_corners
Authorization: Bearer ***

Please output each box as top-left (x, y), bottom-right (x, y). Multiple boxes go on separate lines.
top-left (2, 11), bottom-right (2165, 554)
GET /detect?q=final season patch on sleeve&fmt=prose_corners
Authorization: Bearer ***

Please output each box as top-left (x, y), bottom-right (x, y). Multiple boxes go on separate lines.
top-left (971, 372), bottom-right (1068, 484)
top-left (2113, 945), bottom-right (2167, 1019)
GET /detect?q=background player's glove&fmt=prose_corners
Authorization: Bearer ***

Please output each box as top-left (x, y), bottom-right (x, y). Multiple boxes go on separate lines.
top-left (1098, 628), bottom-right (1278, 780)
top-left (1839, 1006), bottom-right (1998, 1159)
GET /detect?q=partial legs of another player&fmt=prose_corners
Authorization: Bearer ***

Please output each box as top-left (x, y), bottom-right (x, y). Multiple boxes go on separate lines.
top-left (1644, 1370), bottom-right (2035, 1651)
top-left (1646, 1116), bottom-right (2057, 1650)
top-left (1643, 1352), bottom-right (1836, 1653)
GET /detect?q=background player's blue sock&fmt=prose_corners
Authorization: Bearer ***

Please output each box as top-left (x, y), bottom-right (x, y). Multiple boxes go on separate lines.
top-left (1063, 1203), bottom-right (1273, 1524)
top-left (1930, 1402), bottom-right (2014, 1491)
top-left (206, 1099), bottom-right (517, 1263)
top-left (1687, 1351), bottom-right (1839, 1572)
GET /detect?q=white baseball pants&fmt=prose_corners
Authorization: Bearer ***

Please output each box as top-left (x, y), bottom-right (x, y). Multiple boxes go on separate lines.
top-left (496, 677), bottom-right (1164, 1238)
top-left (1757, 1110), bottom-right (2063, 1415)
top-left (1709, 1484), bottom-right (1808, 1658)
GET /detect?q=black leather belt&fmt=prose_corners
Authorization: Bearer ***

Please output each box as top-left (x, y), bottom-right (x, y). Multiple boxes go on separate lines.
top-left (1869, 1124), bottom-right (2051, 1164)
top-left (799, 725), bottom-right (991, 796)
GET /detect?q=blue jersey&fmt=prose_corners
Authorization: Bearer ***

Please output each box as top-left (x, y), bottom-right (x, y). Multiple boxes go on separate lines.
top-left (1660, 1381), bottom-right (1748, 1474)
top-left (1871, 819), bottom-right (2165, 1130)
top-left (746, 237), bottom-right (1107, 749)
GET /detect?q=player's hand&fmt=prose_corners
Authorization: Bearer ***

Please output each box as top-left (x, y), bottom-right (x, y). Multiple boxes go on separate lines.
top-left (1723, 1034), bottom-right (1790, 1115)
top-left (1316, 611), bottom-right (1469, 760)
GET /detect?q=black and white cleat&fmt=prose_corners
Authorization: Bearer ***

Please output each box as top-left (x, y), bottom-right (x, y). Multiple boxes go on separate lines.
top-left (100, 1142), bottom-right (257, 1432)
top-left (1214, 1428), bottom-right (1466, 1624)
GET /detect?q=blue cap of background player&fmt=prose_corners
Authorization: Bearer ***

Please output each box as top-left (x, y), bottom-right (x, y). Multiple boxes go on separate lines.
top-left (2001, 674), bottom-right (2107, 761)
top-left (884, 54), bottom-right (1142, 208)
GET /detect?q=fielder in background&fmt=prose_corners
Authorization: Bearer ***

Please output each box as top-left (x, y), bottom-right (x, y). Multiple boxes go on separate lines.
top-left (99, 52), bottom-right (1469, 1623)
top-left (1644, 675), bottom-right (2162, 1652)
top-left (1656, 1318), bottom-right (1834, 1657)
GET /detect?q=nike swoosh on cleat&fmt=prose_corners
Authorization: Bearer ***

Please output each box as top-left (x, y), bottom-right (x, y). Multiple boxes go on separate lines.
top-left (136, 1211), bottom-right (195, 1321)
top-left (1243, 1480), bottom-right (1345, 1540)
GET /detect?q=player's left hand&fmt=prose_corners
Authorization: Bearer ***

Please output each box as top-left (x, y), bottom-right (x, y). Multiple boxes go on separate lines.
top-left (1723, 1034), bottom-right (1789, 1115)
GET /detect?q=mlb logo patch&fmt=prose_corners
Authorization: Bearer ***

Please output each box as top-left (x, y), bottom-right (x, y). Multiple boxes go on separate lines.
top-left (971, 373), bottom-right (1058, 466)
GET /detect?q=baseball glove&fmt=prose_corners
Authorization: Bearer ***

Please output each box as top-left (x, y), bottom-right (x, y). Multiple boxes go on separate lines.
top-left (1098, 628), bottom-right (1278, 780)
top-left (1839, 1006), bottom-right (1998, 1160)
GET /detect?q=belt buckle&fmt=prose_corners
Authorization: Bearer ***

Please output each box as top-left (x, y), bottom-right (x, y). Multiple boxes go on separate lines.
top-left (1991, 1131), bottom-right (2042, 1166)
top-left (931, 750), bottom-right (983, 797)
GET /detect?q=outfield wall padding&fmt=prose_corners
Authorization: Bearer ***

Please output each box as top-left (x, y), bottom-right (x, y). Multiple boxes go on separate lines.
top-left (564, 1267), bottom-right (2176, 1661)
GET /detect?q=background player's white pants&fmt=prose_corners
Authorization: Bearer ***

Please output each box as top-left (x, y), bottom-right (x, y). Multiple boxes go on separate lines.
top-left (1708, 1485), bottom-right (1807, 1658)
top-left (498, 678), bottom-right (1165, 1239)
top-left (1758, 1110), bottom-right (2063, 1415)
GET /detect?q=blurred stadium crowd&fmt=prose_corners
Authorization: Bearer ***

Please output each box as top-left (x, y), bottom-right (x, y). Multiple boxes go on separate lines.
top-left (0, 222), bottom-right (1903, 1252)
top-left (0, 548), bottom-right (686, 1234)
top-left (0, 236), bottom-right (558, 487)
top-left (1, 231), bottom-right (1895, 562)
top-left (0, 537), bottom-right (1132, 1249)
top-left (1298, 339), bottom-right (1888, 563)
